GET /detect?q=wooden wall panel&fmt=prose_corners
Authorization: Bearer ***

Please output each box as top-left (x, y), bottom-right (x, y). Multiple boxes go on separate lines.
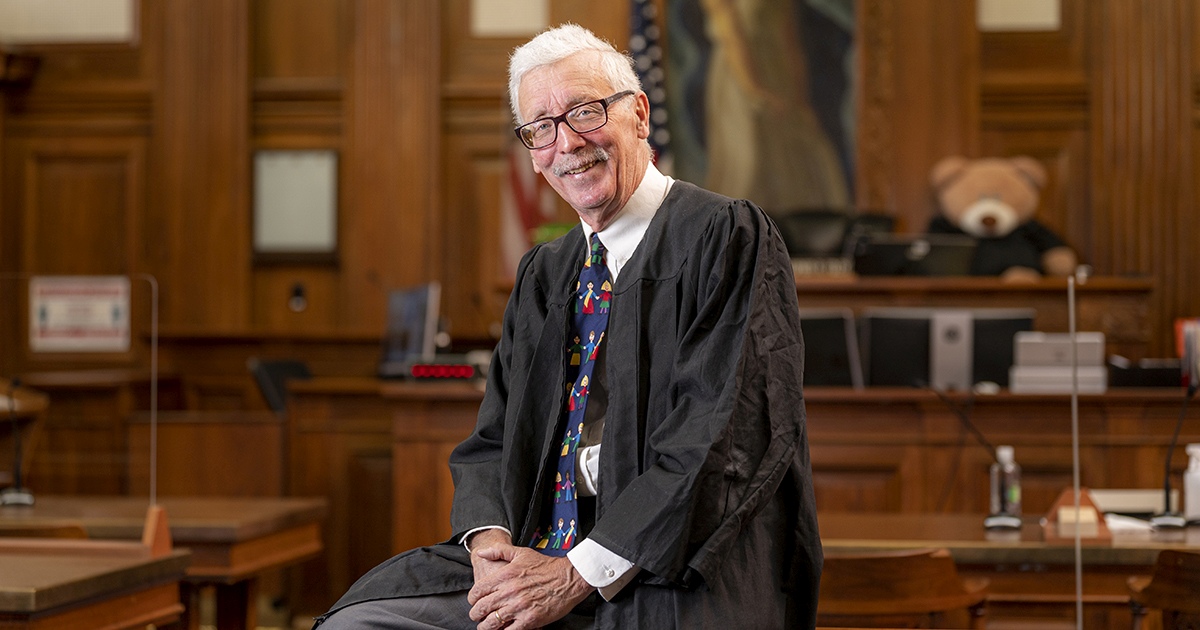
top-left (336, 0), bottom-right (440, 333)
top-left (126, 410), bottom-right (284, 497)
top-left (252, 267), bottom-right (341, 332)
top-left (153, 0), bottom-right (252, 330)
top-left (0, 92), bottom-right (11, 378)
top-left (980, 0), bottom-right (1087, 82)
top-left (253, 0), bottom-right (345, 82)
top-left (440, 0), bottom-right (522, 99)
top-left (856, 0), bottom-right (979, 232)
top-left (20, 137), bottom-right (143, 274)
top-left (15, 136), bottom-right (149, 369)
top-left (1090, 0), bottom-right (1196, 356)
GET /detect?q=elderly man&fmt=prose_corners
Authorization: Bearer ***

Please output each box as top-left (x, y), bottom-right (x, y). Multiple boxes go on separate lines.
top-left (314, 23), bottom-right (821, 630)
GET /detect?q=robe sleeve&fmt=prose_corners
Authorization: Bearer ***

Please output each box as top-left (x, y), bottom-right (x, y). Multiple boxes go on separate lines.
top-left (446, 244), bottom-right (543, 540)
top-left (588, 202), bottom-right (807, 586)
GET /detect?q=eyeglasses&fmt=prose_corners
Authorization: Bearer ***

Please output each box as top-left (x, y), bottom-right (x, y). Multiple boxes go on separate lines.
top-left (514, 90), bottom-right (635, 150)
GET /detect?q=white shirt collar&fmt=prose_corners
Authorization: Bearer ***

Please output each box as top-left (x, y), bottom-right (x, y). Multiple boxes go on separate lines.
top-left (581, 162), bottom-right (673, 282)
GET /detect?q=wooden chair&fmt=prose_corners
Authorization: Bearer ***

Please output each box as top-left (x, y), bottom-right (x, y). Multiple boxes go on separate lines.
top-left (1129, 549), bottom-right (1200, 630)
top-left (817, 548), bottom-right (988, 629)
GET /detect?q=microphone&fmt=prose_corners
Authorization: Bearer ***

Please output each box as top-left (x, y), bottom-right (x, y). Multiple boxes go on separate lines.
top-left (1, 377), bottom-right (35, 506)
top-left (916, 380), bottom-right (1019, 528)
top-left (917, 379), bottom-right (997, 459)
top-left (1149, 381), bottom-right (1198, 528)
top-left (1152, 322), bottom-right (1200, 528)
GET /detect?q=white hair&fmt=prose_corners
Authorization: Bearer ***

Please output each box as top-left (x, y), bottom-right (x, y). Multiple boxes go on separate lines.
top-left (508, 23), bottom-right (642, 124)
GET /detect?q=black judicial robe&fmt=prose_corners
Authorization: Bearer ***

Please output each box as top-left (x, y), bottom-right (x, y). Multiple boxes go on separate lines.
top-left (314, 182), bottom-right (822, 629)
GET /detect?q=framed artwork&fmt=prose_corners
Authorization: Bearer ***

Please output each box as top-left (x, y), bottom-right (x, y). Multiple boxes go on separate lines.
top-left (665, 0), bottom-right (857, 211)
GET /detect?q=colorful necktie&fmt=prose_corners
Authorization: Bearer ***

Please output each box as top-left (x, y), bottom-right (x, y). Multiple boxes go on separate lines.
top-left (532, 234), bottom-right (612, 556)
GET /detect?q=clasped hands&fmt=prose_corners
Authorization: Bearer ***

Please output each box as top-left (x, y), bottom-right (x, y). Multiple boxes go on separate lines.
top-left (466, 529), bottom-right (593, 629)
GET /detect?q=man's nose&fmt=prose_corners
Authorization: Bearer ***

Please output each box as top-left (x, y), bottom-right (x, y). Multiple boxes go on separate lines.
top-left (555, 121), bottom-right (586, 150)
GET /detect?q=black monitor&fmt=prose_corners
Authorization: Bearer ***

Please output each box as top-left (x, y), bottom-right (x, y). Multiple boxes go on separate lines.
top-left (861, 307), bottom-right (1035, 388)
top-left (861, 308), bottom-right (932, 387)
top-left (852, 233), bottom-right (977, 276)
top-left (378, 282), bottom-right (441, 378)
top-left (798, 308), bottom-right (864, 388)
top-left (972, 309), bottom-right (1036, 386)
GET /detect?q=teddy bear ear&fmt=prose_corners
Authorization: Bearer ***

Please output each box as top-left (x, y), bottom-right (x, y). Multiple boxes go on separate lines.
top-left (930, 156), bottom-right (968, 189)
top-left (1010, 156), bottom-right (1047, 189)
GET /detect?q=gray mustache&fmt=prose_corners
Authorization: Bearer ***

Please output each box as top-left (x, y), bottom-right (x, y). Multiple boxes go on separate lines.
top-left (552, 147), bottom-right (610, 177)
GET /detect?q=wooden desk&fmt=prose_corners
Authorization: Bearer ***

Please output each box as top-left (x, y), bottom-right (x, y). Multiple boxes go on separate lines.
top-left (0, 547), bottom-right (189, 629)
top-left (820, 512), bottom-right (1200, 630)
top-left (0, 496), bottom-right (326, 630)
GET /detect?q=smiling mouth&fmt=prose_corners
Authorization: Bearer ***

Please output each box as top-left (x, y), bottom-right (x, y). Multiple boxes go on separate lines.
top-left (563, 162), bottom-right (596, 176)
top-left (553, 148), bottom-right (609, 177)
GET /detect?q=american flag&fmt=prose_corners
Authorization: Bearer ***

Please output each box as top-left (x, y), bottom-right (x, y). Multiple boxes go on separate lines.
top-left (630, 0), bottom-right (672, 173)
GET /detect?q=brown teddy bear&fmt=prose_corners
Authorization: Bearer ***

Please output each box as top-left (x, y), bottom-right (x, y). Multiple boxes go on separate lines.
top-left (927, 155), bottom-right (1078, 281)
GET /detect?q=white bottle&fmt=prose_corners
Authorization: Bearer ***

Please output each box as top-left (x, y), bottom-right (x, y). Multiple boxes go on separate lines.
top-left (1185, 443), bottom-right (1200, 523)
top-left (990, 445), bottom-right (1022, 517)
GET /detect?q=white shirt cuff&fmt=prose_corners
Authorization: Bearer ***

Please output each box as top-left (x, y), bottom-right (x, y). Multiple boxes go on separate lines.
top-left (576, 444), bottom-right (601, 497)
top-left (460, 526), bottom-right (511, 552)
top-left (567, 538), bottom-right (638, 600)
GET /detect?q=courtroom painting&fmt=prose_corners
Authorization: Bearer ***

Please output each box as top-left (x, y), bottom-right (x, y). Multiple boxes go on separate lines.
top-left (665, 0), bottom-right (857, 211)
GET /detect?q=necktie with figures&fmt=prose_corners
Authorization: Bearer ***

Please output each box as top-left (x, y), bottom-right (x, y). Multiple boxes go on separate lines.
top-left (532, 233), bottom-right (612, 556)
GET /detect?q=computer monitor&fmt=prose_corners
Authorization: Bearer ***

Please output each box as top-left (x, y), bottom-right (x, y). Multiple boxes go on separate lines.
top-left (798, 308), bottom-right (864, 388)
top-left (378, 282), bottom-right (441, 378)
top-left (852, 233), bottom-right (977, 276)
top-left (861, 307), bottom-right (1035, 389)
top-left (972, 309), bottom-right (1036, 386)
top-left (861, 308), bottom-right (932, 388)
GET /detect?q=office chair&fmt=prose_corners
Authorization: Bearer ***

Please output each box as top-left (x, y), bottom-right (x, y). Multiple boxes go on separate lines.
top-left (247, 358), bottom-right (312, 414)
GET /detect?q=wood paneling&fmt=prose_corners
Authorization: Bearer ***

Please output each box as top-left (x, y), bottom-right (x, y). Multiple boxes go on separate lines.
top-left (856, 0), bottom-right (979, 232)
top-left (18, 368), bottom-right (184, 495)
top-left (126, 410), bottom-right (284, 497)
top-left (153, 0), bottom-right (252, 330)
top-left (20, 137), bottom-right (143, 275)
top-left (252, 267), bottom-right (341, 332)
top-left (336, 0), bottom-right (440, 334)
top-left (1090, 0), bottom-right (1197, 357)
top-left (253, 0), bottom-right (345, 82)
top-left (11, 137), bottom-right (151, 370)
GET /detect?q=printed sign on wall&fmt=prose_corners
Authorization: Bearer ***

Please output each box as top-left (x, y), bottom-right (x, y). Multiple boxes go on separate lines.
top-left (29, 276), bottom-right (131, 352)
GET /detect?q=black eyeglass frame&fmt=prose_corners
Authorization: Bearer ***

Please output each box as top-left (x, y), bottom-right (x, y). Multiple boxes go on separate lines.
top-left (513, 90), bottom-right (636, 150)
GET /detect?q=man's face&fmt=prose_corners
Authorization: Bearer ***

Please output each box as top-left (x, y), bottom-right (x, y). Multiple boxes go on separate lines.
top-left (518, 52), bottom-right (651, 231)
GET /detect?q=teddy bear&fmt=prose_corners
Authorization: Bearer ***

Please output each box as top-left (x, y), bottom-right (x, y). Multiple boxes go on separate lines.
top-left (927, 155), bottom-right (1078, 281)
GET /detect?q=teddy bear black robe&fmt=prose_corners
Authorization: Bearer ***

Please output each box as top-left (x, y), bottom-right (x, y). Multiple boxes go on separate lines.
top-left (928, 215), bottom-right (1069, 276)
top-left (313, 182), bottom-right (822, 629)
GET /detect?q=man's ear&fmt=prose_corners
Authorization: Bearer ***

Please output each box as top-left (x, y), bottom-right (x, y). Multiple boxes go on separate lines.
top-left (635, 91), bottom-right (651, 139)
